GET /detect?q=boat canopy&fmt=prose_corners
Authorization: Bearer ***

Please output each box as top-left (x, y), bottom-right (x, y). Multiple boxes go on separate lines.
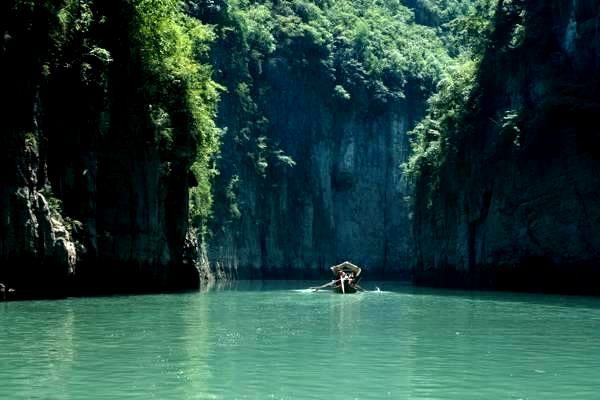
top-left (330, 261), bottom-right (362, 277)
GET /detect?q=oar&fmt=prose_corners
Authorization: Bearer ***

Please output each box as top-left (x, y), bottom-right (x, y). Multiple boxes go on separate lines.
top-left (309, 280), bottom-right (337, 291)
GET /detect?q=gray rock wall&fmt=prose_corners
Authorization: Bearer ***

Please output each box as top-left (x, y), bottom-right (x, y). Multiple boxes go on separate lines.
top-left (207, 59), bottom-right (422, 279)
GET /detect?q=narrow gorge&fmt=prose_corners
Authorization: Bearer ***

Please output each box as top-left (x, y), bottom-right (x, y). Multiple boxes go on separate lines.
top-left (198, 0), bottom-right (454, 279)
top-left (1, 0), bottom-right (599, 297)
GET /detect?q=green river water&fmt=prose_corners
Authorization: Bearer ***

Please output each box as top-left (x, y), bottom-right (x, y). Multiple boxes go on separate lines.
top-left (1, 281), bottom-right (600, 399)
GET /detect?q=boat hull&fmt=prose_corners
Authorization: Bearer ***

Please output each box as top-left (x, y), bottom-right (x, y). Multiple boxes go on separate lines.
top-left (333, 284), bottom-right (357, 294)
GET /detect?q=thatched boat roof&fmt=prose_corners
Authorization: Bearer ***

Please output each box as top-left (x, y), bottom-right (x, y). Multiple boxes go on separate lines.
top-left (330, 261), bottom-right (362, 277)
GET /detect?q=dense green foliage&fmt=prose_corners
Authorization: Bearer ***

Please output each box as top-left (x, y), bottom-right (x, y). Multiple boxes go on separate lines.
top-left (192, 0), bottom-right (494, 226)
top-left (224, 0), bottom-right (452, 105)
top-left (5, 0), bottom-right (220, 234)
top-left (405, 0), bottom-right (496, 178)
top-left (405, 58), bottom-right (479, 178)
top-left (131, 0), bottom-right (221, 231)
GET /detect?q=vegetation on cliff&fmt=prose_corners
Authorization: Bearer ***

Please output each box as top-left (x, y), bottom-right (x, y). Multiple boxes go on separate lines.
top-left (4, 0), bottom-right (219, 227)
top-left (1, 0), bottom-right (220, 294)
top-left (10, 0), bottom-right (596, 291)
top-left (405, 0), bottom-right (496, 180)
top-left (407, 0), bottom-right (600, 291)
top-left (192, 0), bottom-right (490, 233)
top-left (133, 0), bottom-right (221, 230)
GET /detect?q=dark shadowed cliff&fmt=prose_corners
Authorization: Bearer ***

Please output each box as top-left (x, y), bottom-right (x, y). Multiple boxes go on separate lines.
top-left (0, 0), bottom-right (218, 298)
top-left (411, 0), bottom-right (600, 293)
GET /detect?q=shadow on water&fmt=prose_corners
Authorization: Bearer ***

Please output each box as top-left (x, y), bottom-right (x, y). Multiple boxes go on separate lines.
top-left (200, 279), bottom-right (600, 312)
top-left (7, 277), bottom-right (599, 314)
top-left (389, 282), bottom-right (600, 311)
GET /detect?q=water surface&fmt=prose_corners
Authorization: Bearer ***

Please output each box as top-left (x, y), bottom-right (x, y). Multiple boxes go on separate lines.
top-left (1, 281), bottom-right (600, 399)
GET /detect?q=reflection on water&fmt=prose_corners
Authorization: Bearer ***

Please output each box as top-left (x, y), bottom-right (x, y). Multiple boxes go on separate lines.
top-left (1, 281), bottom-right (600, 399)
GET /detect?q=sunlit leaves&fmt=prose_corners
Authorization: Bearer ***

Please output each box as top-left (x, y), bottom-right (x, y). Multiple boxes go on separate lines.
top-left (132, 0), bottom-right (221, 230)
top-left (405, 58), bottom-right (478, 176)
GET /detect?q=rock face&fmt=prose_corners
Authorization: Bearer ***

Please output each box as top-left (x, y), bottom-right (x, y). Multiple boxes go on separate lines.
top-left (0, 186), bottom-right (77, 298)
top-left (195, 0), bottom-right (451, 280)
top-left (0, 1), bottom-right (200, 298)
top-left (208, 58), bottom-right (423, 279)
top-left (412, 0), bottom-right (600, 292)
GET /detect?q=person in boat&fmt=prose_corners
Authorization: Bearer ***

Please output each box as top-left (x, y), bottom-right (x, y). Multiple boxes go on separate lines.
top-left (346, 271), bottom-right (356, 287)
top-left (343, 271), bottom-right (360, 291)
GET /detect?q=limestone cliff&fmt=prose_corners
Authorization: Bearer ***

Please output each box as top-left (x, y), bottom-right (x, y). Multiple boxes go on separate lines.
top-left (412, 0), bottom-right (600, 292)
top-left (208, 74), bottom-right (419, 279)
top-left (0, 1), bottom-right (208, 298)
top-left (198, 0), bottom-right (441, 279)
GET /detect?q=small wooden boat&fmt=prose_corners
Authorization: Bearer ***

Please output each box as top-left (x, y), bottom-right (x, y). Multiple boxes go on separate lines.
top-left (309, 261), bottom-right (363, 294)
top-left (333, 280), bottom-right (357, 294)
top-left (331, 261), bottom-right (362, 294)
